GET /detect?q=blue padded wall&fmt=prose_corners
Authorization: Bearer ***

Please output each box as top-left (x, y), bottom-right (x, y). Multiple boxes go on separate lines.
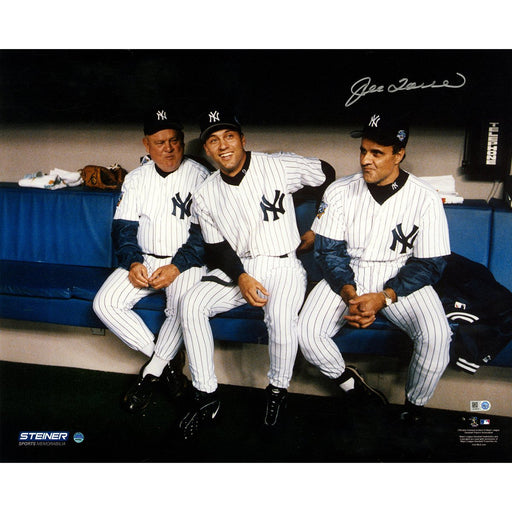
top-left (489, 206), bottom-right (512, 292)
top-left (444, 201), bottom-right (492, 266)
top-left (0, 183), bottom-right (120, 268)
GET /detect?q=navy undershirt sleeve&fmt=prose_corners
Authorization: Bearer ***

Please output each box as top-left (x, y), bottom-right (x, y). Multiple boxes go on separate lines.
top-left (385, 256), bottom-right (447, 296)
top-left (314, 234), bottom-right (356, 294)
top-left (171, 222), bottom-right (206, 272)
top-left (112, 219), bottom-right (144, 270)
top-left (204, 240), bottom-right (246, 283)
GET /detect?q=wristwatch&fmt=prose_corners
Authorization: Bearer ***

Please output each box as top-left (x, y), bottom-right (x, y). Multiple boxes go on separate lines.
top-left (382, 290), bottom-right (393, 307)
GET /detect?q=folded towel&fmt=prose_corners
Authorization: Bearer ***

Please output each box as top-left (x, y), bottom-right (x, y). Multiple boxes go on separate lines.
top-left (18, 172), bottom-right (67, 190)
top-left (420, 175), bottom-right (464, 204)
top-left (18, 168), bottom-right (83, 189)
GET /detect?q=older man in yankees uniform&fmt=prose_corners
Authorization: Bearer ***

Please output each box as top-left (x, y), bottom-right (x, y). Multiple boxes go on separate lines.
top-left (177, 107), bottom-right (335, 438)
top-left (93, 107), bottom-right (212, 413)
top-left (298, 112), bottom-right (452, 424)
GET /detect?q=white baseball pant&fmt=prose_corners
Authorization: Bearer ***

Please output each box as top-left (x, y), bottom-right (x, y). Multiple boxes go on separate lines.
top-left (298, 279), bottom-right (452, 406)
top-left (93, 255), bottom-right (205, 359)
top-left (180, 254), bottom-right (307, 393)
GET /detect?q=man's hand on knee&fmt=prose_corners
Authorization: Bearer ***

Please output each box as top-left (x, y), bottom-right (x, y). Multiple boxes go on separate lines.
top-left (238, 273), bottom-right (269, 307)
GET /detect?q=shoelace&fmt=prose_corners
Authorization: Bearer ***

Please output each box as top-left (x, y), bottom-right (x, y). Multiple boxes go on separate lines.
top-left (267, 389), bottom-right (285, 416)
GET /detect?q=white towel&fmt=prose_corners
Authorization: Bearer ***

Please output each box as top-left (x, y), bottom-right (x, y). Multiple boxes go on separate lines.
top-left (18, 168), bottom-right (83, 189)
top-left (420, 175), bottom-right (464, 204)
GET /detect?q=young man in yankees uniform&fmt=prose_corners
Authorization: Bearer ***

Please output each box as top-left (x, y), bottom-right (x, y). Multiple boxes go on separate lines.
top-left (93, 107), bottom-right (212, 413)
top-left (297, 112), bottom-right (452, 424)
top-left (177, 107), bottom-right (335, 438)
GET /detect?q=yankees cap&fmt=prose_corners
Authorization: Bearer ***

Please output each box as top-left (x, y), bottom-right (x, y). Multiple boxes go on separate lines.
top-left (143, 107), bottom-right (183, 135)
top-left (199, 107), bottom-right (242, 142)
top-left (351, 112), bottom-right (409, 148)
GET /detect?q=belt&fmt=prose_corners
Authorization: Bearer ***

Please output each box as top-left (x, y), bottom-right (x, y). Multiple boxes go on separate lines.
top-left (146, 253), bottom-right (287, 260)
top-left (144, 253), bottom-right (172, 259)
top-left (241, 253), bottom-right (289, 259)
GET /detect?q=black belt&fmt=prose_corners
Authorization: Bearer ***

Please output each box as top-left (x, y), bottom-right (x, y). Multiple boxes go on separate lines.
top-left (146, 253), bottom-right (287, 260)
top-left (144, 253), bottom-right (172, 259)
top-left (241, 253), bottom-right (288, 258)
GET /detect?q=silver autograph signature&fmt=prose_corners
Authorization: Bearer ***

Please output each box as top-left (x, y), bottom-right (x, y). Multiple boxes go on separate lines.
top-left (345, 73), bottom-right (467, 107)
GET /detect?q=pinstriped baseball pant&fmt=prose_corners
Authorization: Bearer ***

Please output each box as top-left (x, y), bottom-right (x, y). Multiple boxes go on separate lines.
top-left (93, 256), bottom-right (205, 360)
top-left (298, 279), bottom-right (452, 406)
top-left (180, 255), bottom-right (307, 393)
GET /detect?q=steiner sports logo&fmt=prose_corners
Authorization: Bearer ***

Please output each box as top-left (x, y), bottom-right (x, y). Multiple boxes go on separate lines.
top-left (18, 431), bottom-right (69, 446)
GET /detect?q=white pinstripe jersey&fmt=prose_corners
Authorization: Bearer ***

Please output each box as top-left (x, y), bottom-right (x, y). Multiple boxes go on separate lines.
top-left (192, 151), bottom-right (325, 257)
top-left (114, 157), bottom-right (210, 257)
top-left (312, 171), bottom-right (450, 293)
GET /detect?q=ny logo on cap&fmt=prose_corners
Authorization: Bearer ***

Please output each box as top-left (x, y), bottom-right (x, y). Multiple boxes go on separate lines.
top-left (369, 114), bottom-right (380, 128)
top-left (156, 110), bottom-right (167, 121)
top-left (209, 110), bottom-right (220, 123)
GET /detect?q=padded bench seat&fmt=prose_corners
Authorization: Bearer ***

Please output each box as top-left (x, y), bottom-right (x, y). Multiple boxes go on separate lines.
top-left (1, 183), bottom-right (511, 368)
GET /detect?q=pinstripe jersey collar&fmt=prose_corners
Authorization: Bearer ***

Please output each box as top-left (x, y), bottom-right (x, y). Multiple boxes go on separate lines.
top-left (153, 159), bottom-right (183, 178)
top-left (220, 151), bottom-right (251, 186)
top-left (367, 169), bottom-right (409, 205)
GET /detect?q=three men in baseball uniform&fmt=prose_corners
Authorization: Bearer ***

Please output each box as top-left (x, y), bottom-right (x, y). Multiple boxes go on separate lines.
top-left (96, 106), bottom-right (451, 436)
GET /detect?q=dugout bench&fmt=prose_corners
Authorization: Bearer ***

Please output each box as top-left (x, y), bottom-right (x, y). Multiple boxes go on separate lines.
top-left (1, 181), bottom-right (511, 369)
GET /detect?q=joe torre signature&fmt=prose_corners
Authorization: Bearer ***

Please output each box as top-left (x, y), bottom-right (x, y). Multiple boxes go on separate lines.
top-left (345, 73), bottom-right (467, 107)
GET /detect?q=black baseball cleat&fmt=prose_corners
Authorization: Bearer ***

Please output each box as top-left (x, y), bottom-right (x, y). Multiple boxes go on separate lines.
top-left (179, 389), bottom-right (220, 440)
top-left (342, 365), bottom-right (389, 406)
top-left (161, 351), bottom-right (189, 399)
top-left (122, 369), bottom-right (160, 413)
top-left (264, 384), bottom-right (288, 428)
top-left (399, 400), bottom-right (425, 426)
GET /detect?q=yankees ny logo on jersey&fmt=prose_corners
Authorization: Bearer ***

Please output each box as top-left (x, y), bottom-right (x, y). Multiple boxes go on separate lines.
top-left (390, 223), bottom-right (419, 253)
top-left (172, 192), bottom-right (192, 219)
top-left (260, 190), bottom-right (286, 221)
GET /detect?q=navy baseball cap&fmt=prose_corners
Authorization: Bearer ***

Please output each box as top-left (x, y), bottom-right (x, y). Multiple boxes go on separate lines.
top-left (143, 107), bottom-right (183, 135)
top-left (351, 112), bottom-right (409, 148)
top-left (199, 107), bottom-right (242, 142)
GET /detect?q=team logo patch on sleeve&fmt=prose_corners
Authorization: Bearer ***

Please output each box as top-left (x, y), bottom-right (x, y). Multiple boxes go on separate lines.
top-left (316, 201), bottom-right (328, 219)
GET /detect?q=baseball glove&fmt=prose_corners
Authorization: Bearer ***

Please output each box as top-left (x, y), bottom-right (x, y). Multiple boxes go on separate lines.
top-left (79, 163), bottom-right (128, 190)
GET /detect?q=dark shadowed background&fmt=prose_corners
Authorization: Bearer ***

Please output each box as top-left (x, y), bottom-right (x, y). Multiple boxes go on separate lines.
top-left (1, 49), bottom-right (510, 128)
